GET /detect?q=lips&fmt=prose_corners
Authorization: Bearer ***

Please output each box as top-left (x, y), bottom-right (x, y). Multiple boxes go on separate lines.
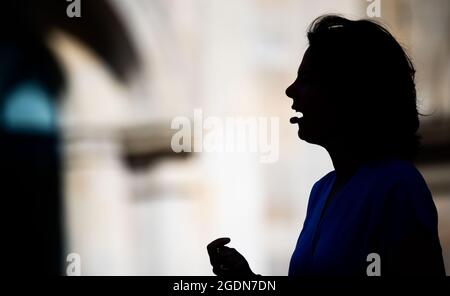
top-left (290, 105), bottom-right (303, 124)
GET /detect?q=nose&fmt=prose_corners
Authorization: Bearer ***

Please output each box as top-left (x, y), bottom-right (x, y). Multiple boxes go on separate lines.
top-left (285, 82), bottom-right (296, 99)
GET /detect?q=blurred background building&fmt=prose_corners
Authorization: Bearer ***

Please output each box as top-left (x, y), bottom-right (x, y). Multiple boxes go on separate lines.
top-left (0, 0), bottom-right (448, 275)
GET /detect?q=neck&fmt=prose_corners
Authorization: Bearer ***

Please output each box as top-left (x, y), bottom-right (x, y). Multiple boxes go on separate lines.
top-left (326, 144), bottom-right (363, 182)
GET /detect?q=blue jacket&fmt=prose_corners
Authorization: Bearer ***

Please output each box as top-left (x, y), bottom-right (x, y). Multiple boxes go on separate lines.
top-left (289, 158), bottom-right (446, 276)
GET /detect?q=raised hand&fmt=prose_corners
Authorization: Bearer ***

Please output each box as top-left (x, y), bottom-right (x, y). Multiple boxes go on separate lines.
top-left (207, 237), bottom-right (257, 276)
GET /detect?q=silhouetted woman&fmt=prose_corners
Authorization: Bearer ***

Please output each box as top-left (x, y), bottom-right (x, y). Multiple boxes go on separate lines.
top-left (207, 15), bottom-right (446, 276)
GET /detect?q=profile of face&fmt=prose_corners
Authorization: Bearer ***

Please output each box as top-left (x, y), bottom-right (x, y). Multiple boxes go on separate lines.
top-left (285, 15), bottom-right (419, 160)
top-left (285, 47), bottom-right (341, 147)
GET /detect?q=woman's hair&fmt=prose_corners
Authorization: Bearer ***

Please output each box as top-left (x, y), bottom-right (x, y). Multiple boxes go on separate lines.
top-left (306, 15), bottom-right (420, 160)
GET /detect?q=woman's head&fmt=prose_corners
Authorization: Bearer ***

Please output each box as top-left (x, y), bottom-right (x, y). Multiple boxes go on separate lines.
top-left (286, 15), bottom-right (419, 160)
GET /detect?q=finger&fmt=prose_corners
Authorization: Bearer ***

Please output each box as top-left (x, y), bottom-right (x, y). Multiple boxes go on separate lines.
top-left (207, 237), bottom-right (231, 251)
top-left (207, 238), bottom-right (233, 269)
top-left (215, 247), bottom-right (236, 257)
top-left (209, 246), bottom-right (236, 265)
top-left (207, 237), bottom-right (231, 256)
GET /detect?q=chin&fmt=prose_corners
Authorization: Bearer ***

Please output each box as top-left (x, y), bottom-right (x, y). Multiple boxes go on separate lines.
top-left (297, 130), bottom-right (309, 142)
top-left (298, 131), bottom-right (321, 145)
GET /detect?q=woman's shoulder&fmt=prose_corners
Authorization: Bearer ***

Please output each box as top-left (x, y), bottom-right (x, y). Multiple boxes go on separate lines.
top-left (311, 170), bottom-right (336, 193)
top-left (366, 158), bottom-right (427, 188)
top-left (315, 158), bottom-right (425, 190)
top-left (306, 171), bottom-right (336, 211)
top-left (365, 158), bottom-right (434, 210)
